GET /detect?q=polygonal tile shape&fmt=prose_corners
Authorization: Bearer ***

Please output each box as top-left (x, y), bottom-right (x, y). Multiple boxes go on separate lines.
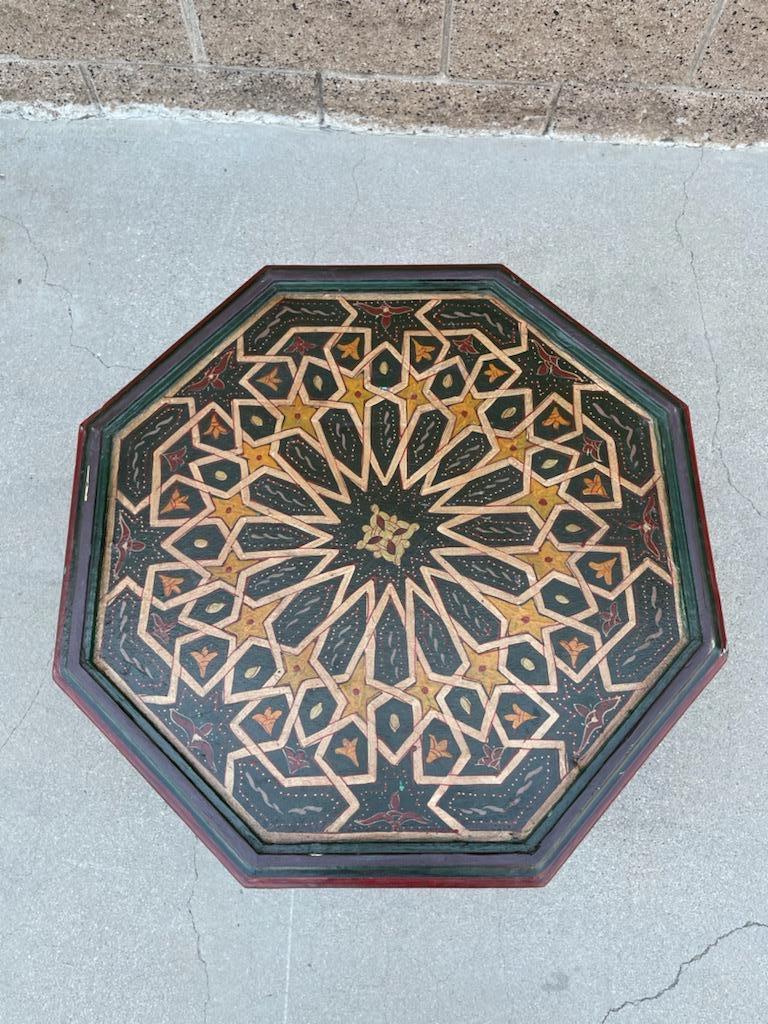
top-left (54, 265), bottom-right (726, 886)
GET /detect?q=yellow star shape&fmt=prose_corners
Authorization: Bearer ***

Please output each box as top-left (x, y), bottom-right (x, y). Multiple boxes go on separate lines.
top-left (240, 440), bottom-right (280, 474)
top-left (513, 478), bottom-right (567, 520)
top-left (446, 390), bottom-right (484, 440)
top-left (278, 645), bottom-right (319, 697)
top-left (337, 657), bottom-right (382, 720)
top-left (209, 492), bottom-right (259, 531)
top-left (337, 378), bottom-right (376, 423)
top-left (484, 594), bottom-right (556, 643)
top-left (514, 539), bottom-right (574, 581)
top-left (278, 395), bottom-right (323, 442)
top-left (460, 644), bottom-right (509, 697)
top-left (205, 550), bottom-right (265, 585)
top-left (223, 596), bottom-right (282, 647)
top-left (406, 661), bottom-right (445, 715)
top-left (400, 374), bottom-right (436, 425)
top-left (486, 430), bottom-right (538, 466)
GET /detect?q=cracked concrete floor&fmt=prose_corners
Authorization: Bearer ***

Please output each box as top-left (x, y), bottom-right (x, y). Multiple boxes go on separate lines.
top-left (0, 115), bottom-right (766, 1024)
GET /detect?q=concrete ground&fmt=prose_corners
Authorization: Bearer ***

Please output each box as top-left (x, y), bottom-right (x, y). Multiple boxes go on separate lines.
top-left (0, 114), bottom-right (766, 1024)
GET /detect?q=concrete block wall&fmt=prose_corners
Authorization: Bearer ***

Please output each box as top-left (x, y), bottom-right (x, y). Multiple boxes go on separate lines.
top-left (0, 1), bottom-right (766, 142)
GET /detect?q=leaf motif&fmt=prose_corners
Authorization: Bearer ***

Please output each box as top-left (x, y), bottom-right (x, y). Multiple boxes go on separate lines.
top-left (389, 713), bottom-right (400, 732)
top-left (565, 523), bottom-right (581, 533)
top-left (380, 360), bottom-right (389, 373)
top-left (193, 538), bottom-right (208, 548)
top-left (500, 406), bottom-right (517, 419)
top-left (542, 457), bottom-right (558, 468)
top-left (244, 666), bottom-right (259, 679)
top-left (521, 657), bottom-right (536, 671)
top-left (554, 594), bottom-right (569, 605)
top-left (250, 414), bottom-right (264, 427)
top-left (309, 702), bottom-right (323, 720)
top-left (214, 469), bottom-right (228, 481)
top-left (442, 374), bottom-right (453, 387)
top-left (206, 601), bottom-right (225, 613)
top-left (312, 374), bottom-right (323, 389)
top-left (459, 695), bottom-right (472, 715)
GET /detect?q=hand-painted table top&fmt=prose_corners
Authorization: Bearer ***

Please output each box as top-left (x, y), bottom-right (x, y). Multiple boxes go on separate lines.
top-left (55, 266), bottom-right (725, 886)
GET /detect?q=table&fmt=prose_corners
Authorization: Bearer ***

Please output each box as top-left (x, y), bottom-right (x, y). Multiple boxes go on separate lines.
top-left (54, 265), bottom-right (726, 886)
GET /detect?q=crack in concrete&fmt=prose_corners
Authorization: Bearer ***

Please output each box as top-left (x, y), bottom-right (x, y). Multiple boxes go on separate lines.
top-left (186, 846), bottom-right (211, 1024)
top-left (347, 135), bottom-right (366, 233)
top-left (673, 150), bottom-right (767, 522)
top-left (0, 212), bottom-right (141, 372)
top-left (599, 920), bottom-right (768, 1021)
top-left (0, 673), bottom-right (45, 761)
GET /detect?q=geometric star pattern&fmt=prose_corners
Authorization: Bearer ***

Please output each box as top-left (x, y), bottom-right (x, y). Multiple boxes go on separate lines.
top-left (94, 289), bottom-right (687, 843)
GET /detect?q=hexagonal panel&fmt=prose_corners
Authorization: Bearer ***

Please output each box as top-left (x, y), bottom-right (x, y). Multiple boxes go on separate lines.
top-left (54, 265), bottom-right (725, 886)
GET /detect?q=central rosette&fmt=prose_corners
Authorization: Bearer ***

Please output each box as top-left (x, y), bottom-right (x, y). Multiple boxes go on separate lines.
top-left (323, 470), bottom-right (459, 601)
top-left (356, 505), bottom-right (418, 566)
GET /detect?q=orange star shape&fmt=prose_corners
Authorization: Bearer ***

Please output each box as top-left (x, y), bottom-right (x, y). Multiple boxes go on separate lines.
top-left (336, 336), bottom-right (362, 362)
top-left (460, 644), bottom-right (509, 697)
top-left (504, 703), bottom-right (536, 729)
top-left (483, 362), bottom-right (509, 384)
top-left (255, 366), bottom-right (282, 392)
top-left (412, 339), bottom-right (437, 364)
top-left (223, 596), bottom-right (282, 647)
top-left (203, 412), bottom-right (229, 440)
top-left (190, 645), bottom-right (218, 678)
top-left (560, 636), bottom-right (589, 668)
top-left (583, 473), bottom-right (608, 497)
top-left (426, 733), bottom-right (452, 764)
top-left (252, 706), bottom-right (282, 735)
top-left (542, 406), bottom-right (571, 429)
top-left (335, 735), bottom-right (360, 767)
top-left (589, 556), bottom-right (618, 585)
top-left (160, 487), bottom-right (190, 514)
top-left (484, 594), bottom-right (556, 643)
